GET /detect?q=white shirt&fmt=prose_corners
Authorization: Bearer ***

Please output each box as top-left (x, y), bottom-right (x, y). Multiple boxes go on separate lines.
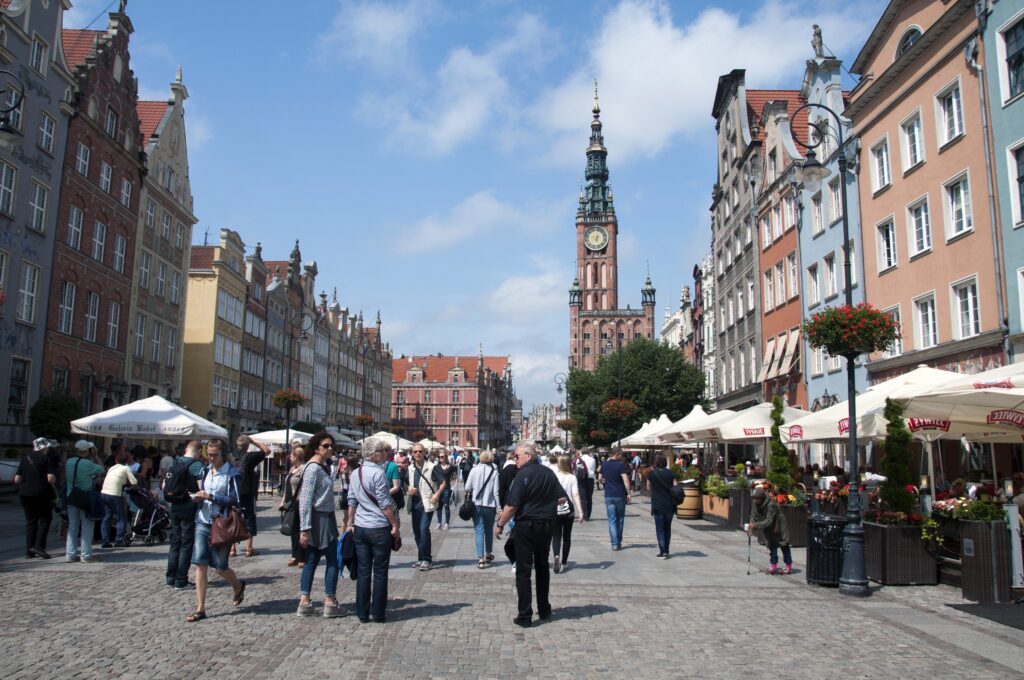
top-left (555, 471), bottom-right (582, 519)
top-left (581, 454), bottom-right (596, 479)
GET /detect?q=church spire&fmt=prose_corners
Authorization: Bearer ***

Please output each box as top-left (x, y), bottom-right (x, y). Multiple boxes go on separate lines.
top-left (581, 80), bottom-right (613, 214)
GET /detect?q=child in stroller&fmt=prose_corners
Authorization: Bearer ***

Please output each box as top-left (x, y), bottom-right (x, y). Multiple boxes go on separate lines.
top-left (126, 487), bottom-right (171, 545)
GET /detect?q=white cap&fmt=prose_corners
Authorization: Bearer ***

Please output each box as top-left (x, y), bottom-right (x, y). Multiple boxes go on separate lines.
top-left (74, 440), bottom-right (95, 451)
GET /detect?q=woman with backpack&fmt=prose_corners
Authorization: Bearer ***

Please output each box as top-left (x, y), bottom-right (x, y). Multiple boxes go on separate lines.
top-left (552, 455), bottom-right (585, 573)
top-left (645, 453), bottom-right (676, 559)
top-left (464, 451), bottom-right (500, 569)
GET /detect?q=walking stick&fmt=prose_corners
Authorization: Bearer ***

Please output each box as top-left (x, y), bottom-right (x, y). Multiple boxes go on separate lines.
top-left (746, 533), bottom-right (752, 576)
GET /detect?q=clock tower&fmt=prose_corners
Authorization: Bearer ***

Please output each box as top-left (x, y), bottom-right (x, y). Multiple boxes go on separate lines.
top-left (568, 84), bottom-right (656, 372)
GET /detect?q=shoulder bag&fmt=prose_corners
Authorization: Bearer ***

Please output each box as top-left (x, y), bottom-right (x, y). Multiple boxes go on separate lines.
top-left (66, 459), bottom-right (93, 510)
top-left (459, 465), bottom-right (495, 521)
top-left (358, 468), bottom-right (401, 552)
top-left (652, 469), bottom-right (687, 505)
top-left (279, 464), bottom-right (308, 536)
top-left (556, 474), bottom-right (575, 516)
top-left (210, 476), bottom-right (250, 548)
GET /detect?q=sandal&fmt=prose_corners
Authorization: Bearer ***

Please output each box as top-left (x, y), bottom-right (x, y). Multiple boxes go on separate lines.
top-left (477, 559), bottom-right (486, 569)
top-left (287, 558), bottom-right (299, 567)
top-left (228, 548), bottom-right (237, 557)
top-left (245, 549), bottom-right (259, 557)
top-left (185, 611), bottom-right (206, 623)
top-left (233, 580), bottom-right (247, 606)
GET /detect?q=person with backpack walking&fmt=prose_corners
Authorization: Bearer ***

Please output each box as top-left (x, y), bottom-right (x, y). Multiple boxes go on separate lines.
top-left (646, 453), bottom-right (676, 559)
top-left (465, 450), bottom-right (500, 568)
top-left (163, 440), bottom-right (205, 588)
top-left (66, 441), bottom-right (104, 563)
top-left (16, 438), bottom-right (59, 559)
top-left (233, 435), bottom-right (270, 558)
top-left (746, 486), bottom-right (793, 574)
top-left (574, 450), bottom-right (595, 520)
top-left (408, 444), bottom-right (444, 571)
top-left (296, 432), bottom-right (342, 618)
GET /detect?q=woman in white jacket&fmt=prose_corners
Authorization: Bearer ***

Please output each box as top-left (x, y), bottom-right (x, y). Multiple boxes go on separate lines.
top-left (464, 450), bottom-right (501, 568)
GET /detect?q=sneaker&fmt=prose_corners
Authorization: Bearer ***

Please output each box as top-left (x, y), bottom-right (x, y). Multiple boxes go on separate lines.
top-left (512, 615), bottom-right (532, 628)
top-left (768, 565), bottom-right (778, 575)
top-left (485, 553), bottom-right (494, 563)
top-left (436, 524), bottom-right (442, 530)
top-left (29, 548), bottom-right (52, 560)
top-left (784, 564), bottom-right (793, 575)
top-left (553, 555), bottom-right (562, 573)
top-left (511, 563), bottom-right (516, 574)
top-left (66, 555), bottom-right (80, 563)
top-left (322, 603), bottom-right (344, 619)
top-left (611, 545), bottom-right (620, 552)
top-left (443, 523), bottom-right (449, 530)
top-left (174, 582), bottom-right (195, 590)
top-left (657, 553), bottom-right (668, 560)
top-left (296, 603), bottom-right (315, 617)
top-left (418, 561), bottom-right (432, 571)
top-left (82, 555), bottom-right (101, 563)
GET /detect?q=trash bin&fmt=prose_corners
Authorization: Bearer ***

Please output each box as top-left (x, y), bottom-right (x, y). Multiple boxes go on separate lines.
top-left (806, 513), bottom-right (848, 587)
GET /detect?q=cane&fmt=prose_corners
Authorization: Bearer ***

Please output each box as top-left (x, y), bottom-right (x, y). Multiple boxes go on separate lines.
top-left (746, 533), bottom-right (752, 576)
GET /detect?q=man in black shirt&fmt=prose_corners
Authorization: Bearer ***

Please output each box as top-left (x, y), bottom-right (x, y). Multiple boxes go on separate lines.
top-left (234, 435), bottom-right (270, 558)
top-left (495, 443), bottom-right (567, 627)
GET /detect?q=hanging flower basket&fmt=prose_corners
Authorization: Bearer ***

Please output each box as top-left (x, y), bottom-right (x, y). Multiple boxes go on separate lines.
top-left (802, 303), bottom-right (901, 357)
top-left (354, 414), bottom-right (374, 428)
top-left (601, 399), bottom-right (638, 420)
top-left (556, 418), bottom-right (576, 431)
top-left (272, 387), bottom-right (307, 411)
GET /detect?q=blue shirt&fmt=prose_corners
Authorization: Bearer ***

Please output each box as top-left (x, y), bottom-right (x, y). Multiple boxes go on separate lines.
top-left (602, 460), bottom-right (628, 498)
top-left (348, 462), bottom-right (394, 529)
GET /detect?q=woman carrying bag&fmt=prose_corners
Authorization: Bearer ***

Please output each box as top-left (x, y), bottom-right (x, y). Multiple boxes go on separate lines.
top-left (279, 446), bottom-right (308, 568)
top-left (464, 451), bottom-right (500, 569)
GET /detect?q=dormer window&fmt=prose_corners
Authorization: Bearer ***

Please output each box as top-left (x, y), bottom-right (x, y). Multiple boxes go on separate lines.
top-left (896, 27), bottom-right (921, 60)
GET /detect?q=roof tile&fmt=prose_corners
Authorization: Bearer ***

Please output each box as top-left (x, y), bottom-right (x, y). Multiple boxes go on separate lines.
top-left (393, 355), bottom-right (509, 384)
top-left (62, 29), bottom-right (102, 68)
top-left (137, 100), bottom-right (169, 147)
top-left (189, 246), bottom-right (214, 270)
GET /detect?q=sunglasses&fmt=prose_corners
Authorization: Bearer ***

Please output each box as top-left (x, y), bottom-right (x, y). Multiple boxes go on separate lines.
top-left (320, 442), bottom-right (334, 449)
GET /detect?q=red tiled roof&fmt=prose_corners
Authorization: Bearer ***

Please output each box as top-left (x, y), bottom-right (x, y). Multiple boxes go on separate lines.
top-left (393, 355), bottom-right (510, 384)
top-left (746, 89), bottom-right (805, 142)
top-left (62, 29), bottom-right (102, 68)
top-left (137, 100), bottom-right (169, 147)
top-left (190, 246), bottom-right (214, 270)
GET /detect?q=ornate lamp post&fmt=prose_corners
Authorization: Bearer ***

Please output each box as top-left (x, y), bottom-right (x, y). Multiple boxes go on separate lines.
top-left (284, 311), bottom-right (315, 448)
top-left (792, 101), bottom-right (869, 597)
top-left (554, 372), bottom-right (569, 448)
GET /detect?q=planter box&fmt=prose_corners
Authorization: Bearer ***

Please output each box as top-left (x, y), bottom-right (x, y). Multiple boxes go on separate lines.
top-left (703, 495), bottom-right (730, 520)
top-left (777, 504), bottom-right (808, 548)
top-left (864, 522), bottom-right (938, 585)
top-left (727, 487), bottom-right (751, 531)
top-left (960, 519), bottom-right (1012, 604)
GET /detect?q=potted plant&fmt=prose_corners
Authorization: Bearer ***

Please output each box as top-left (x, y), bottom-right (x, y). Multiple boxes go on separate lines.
top-left (702, 474), bottom-right (731, 520)
top-left (947, 499), bottom-right (1011, 603)
top-left (726, 466), bottom-right (751, 530)
top-left (863, 399), bottom-right (938, 585)
top-left (766, 397), bottom-right (809, 547)
top-left (671, 463), bottom-right (703, 519)
top-left (802, 303), bottom-right (901, 358)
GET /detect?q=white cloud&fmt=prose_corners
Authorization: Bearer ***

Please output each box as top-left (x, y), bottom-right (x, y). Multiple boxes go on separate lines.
top-left (532, 0), bottom-right (879, 165)
top-left (315, 0), bottom-right (434, 73)
top-left (488, 257), bottom-right (566, 321)
top-left (184, 100), bottom-right (214, 152)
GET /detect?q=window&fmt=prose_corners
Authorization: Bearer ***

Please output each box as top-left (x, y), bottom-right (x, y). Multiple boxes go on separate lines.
top-left (767, 149), bottom-right (777, 182)
top-left (812, 346), bottom-right (824, 375)
top-left (216, 290), bottom-right (243, 326)
top-left (902, 113), bottom-right (924, 169)
top-left (877, 218), bottom-right (898, 271)
top-left (37, 113), bottom-right (55, 153)
top-left (872, 139), bottom-right (891, 190)
top-left (807, 265), bottom-right (820, 306)
top-left (105, 109), bottom-right (118, 138)
top-left (938, 83), bottom-right (964, 143)
top-left (8, 357), bottom-right (30, 424)
top-left (944, 174), bottom-right (972, 238)
top-left (787, 253), bottom-right (798, 298)
top-left (915, 295), bottom-right (938, 349)
top-left (0, 161), bottom-right (16, 215)
top-left (746, 277), bottom-right (755, 312)
top-left (106, 302), bottom-right (120, 349)
top-left (783, 195), bottom-right (796, 231)
top-left (829, 180), bottom-right (842, 222)
top-left (166, 327), bottom-right (177, 368)
top-left (113, 234), bottom-right (126, 273)
top-left (824, 254), bottom-right (837, 298)
top-left (175, 222), bottom-right (185, 249)
top-left (170, 272), bottom-right (181, 304)
top-left (0, 251), bottom-right (5, 297)
top-left (452, 389), bottom-right (460, 403)
top-left (896, 27), bottom-right (921, 59)
top-left (882, 307), bottom-right (903, 358)
top-left (84, 292), bottom-right (99, 342)
top-left (1005, 18), bottom-right (1024, 99)
top-left (774, 263), bottom-right (785, 307)
top-left (139, 251), bottom-right (151, 289)
top-left (91, 222), bottom-right (106, 262)
top-left (145, 200), bottom-right (155, 227)
top-left (120, 179), bottom-right (132, 208)
top-left (909, 198), bottom-right (932, 254)
top-left (151, 321), bottom-right (162, 363)
top-left (424, 389), bottom-right (431, 403)
top-left (736, 286), bottom-right (744, 317)
top-left (58, 282), bottom-right (75, 334)
top-left (952, 278), bottom-right (981, 339)
top-left (75, 143), bottom-right (90, 176)
top-left (829, 352), bottom-right (842, 372)
top-left (161, 212), bottom-right (171, 240)
top-left (99, 162), bottom-right (112, 192)
top-left (16, 261), bottom-right (39, 323)
top-left (30, 36), bottom-right (47, 73)
top-left (67, 205), bottom-right (83, 249)
top-left (155, 263), bottom-right (166, 297)
top-left (5, 88), bottom-right (22, 130)
top-left (135, 313), bottom-right (146, 357)
top-left (451, 408), bottom-right (459, 424)
top-left (772, 204), bottom-right (782, 239)
top-left (28, 182), bottom-right (48, 232)
top-left (1015, 146), bottom-right (1024, 225)
top-left (764, 271), bottom-right (774, 311)
top-left (761, 216), bottom-right (771, 249)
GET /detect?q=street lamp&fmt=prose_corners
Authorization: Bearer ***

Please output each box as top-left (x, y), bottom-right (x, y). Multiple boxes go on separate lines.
top-left (0, 70), bottom-right (25, 140)
top-left (554, 372), bottom-right (569, 448)
top-left (793, 101), bottom-right (868, 598)
top-left (285, 310), bottom-right (315, 450)
top-left (606, 336), bottom-right (623, 447)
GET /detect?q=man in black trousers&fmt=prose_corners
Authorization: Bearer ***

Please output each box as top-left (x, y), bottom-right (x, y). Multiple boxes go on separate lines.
top-left (495, 443), bottom-right (567, 628)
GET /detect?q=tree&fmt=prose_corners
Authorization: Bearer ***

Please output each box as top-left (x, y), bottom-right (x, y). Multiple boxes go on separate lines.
top-left (877, 398), bottom-right (916, 514)
top-left (566, 337), bottom-right (705, 447)
top-left (292, 420), bottom-right (324, 434)
top-left (29, 393), bottom-right (83, 441)
top-left (766, 396), bottom-right (794, 493)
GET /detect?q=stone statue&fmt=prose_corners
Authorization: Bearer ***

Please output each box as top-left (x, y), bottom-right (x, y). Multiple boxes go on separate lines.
top-left (680, 285), bottom-right (691, 307)
top-left (812, 24), bottom-right (824, 59)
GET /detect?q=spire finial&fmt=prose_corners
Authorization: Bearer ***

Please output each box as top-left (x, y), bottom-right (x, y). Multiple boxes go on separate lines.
top-left (175, 64), bottom-right (182, 83)
top-left (331, 287), bottom-right (338, 304)
top-left (593, 79), bottom-right (600, 117)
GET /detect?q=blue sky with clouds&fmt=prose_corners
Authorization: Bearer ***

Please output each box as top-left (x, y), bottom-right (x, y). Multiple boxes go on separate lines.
top-left (66, 0), bottom-right (884, 410)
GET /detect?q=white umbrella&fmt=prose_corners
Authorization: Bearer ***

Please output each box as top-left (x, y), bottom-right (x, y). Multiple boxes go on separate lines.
top-left (634, 414), bottom-right (676, 446)
top-left (618, 417), bottom-right (660, 447)
top-left (689, 402), bottom-right (806, 442)
top-left (71, 395), bottom-right (228, 439)
top-left (417, 438), bottom-right (447, 452)
top-left (658, 405), bottom-right (725, 443)
top-left (549, 444), bottom-right (566, 454)
top-left (250, 429), bottom-right (314, 446)
top-left (359, 431), bottom-right (416, 451)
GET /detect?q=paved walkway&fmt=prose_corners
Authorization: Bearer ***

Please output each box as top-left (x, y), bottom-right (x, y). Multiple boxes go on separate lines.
top-left (0, 487), bottom-right (1022, 679)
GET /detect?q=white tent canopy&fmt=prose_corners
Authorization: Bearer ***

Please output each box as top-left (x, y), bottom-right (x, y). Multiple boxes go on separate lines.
top-left (417, 438), bottom-right (447, 452)
top-left (685, 402), bottom-right (805, 442)
top-left (71, 395), bottom-right (228, 439)
top-left (549, 444), bottom-right (566, 454)
top-left (619, 414), bottom-right (673, 447)
top-left (250, 429), bottom-right (313, 446)
top-left (324, 428), bottom-right (359, 449)
top-left (358, 431), bottom-right (416, 451)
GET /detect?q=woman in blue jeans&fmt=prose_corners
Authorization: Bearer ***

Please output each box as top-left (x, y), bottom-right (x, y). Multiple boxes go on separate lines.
top-left (297, 432), bottom-right (342, 618)
top-left (99, 449), bottom-right (136, 547)
top-left (645, 453), bottom-right (676, 558)
top-left (464, 451), bottom-right (500, 568)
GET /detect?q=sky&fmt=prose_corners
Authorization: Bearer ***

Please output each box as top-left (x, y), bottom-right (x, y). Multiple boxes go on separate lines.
top-left (66, 0), bottom-right (886, 411)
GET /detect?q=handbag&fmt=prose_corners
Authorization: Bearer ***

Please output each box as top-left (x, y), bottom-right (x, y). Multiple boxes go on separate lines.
top-left (279, 465), bottom-right (307, 537)
top-left (358, 468), bottom-right (401, 551)
top-left (459, 465), bottom-right (495, 521)
top-left (209, 477), bottom-right (250, 548)
top-left (67, 459), bottom-right (92, 510)
top-left (653, 469), bottom-right (687, 504)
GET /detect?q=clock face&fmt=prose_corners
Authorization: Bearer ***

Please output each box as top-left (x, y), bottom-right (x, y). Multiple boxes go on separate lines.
top-left (584, 226), bottom-right (608, 251)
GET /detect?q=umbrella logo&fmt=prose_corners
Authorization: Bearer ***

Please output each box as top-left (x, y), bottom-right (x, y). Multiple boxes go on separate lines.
top-left (788, 425), bottom-right (804, 440)
top-left (838, 418), bottom-right (849, 436)
top-left (972, 378), bottom-right (1015, 389)
top-left (907, 418), bottom-right (950, 432)
top-left (986, 409), bottom-right (1024, 429)
top-left (743, 427), bottom-right (765, 436)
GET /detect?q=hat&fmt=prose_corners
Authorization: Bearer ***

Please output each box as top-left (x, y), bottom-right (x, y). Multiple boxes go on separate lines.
top-left (74, 440), bottom-right (95, 452)
top-left (32, 437), bottom-right (50, 452)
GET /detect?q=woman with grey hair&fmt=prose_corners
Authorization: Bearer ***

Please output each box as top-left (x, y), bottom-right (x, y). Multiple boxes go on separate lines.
top-left (465, 450), bottom-right (500, 568)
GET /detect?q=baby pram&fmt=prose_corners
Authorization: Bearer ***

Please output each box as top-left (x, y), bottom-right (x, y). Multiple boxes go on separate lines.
top-left (126, 487), bottom-right (170, 545)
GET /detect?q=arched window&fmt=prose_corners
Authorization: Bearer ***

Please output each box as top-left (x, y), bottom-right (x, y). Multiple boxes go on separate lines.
top-left (895, 27), bottom-right (921, 60)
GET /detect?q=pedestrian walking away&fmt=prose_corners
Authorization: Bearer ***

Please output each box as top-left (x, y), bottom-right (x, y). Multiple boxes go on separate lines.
top-left (464, 451), bottom-right (500, 568)
top-left (346, 439), bottom-right (401, 623)
top-left (746, 487), bottom-right (793, 575)
top-left (552, 455), bottom-right (585, 573)
top-left (645, 453), bottom-right (676, 558)
top-left (297, 432), bottom-right (342, 618)
top-left (495, 443), bottom-right (568, 628)
top-left (233, 435), bottom-right (270, 558)
top-left (600, 449), bottom-right (631, 551)
top-left (162, 440), bottom-right (205, 587)
top-left (408, 444), bottom-right (445, 570)
top-left (575, 449), bottom-right (596, 520)
top-left (16, 438), bottom-right (59, 559)
top-left (186, 440), bottom-right (246, 623)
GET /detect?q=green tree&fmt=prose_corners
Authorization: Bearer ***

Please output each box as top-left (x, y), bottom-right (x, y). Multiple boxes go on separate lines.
top-left (29, 393), bottom-right (83, 441)
top-left (767, 396), bottom-right (794, 493)
top-left (292, 420), bottom-right (324, 434)
top-left (566, 337), bottom-right (705, 447)
top-left (877, 398), bottom-right (916, 514)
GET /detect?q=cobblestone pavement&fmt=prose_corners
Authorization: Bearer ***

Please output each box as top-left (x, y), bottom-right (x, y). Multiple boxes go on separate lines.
top-left (1, 488), bottom-right (1022, 679)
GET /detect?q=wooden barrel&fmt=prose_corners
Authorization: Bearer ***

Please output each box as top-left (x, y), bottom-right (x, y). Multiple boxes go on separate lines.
top-left (676, 486), bottom-right (703, 519)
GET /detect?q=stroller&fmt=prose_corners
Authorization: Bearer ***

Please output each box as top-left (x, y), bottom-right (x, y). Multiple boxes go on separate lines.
top-left (126, 487), bottom-right (170, 545)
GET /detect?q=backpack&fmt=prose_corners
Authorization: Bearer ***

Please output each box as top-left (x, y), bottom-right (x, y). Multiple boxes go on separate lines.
top-left (163, 458), bottom-right (199, 503)
top-left (575, 460), bottom-right (589, 483)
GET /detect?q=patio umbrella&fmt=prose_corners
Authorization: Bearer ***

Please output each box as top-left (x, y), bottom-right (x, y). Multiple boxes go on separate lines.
top-left (633, 414), bottom-right (676, 446)
top-left (359, 431), bottom-right (416, 451)
top-left (324, 428), bottom-right (359, 449)
top-left (688, 402), bottom-right (806, 442)
top-left (658, 406), bottom-right (733, 443)
top-left (619, 417), bottom-right (664, 447)
top-left (549, 444), bottom-right (566, 454)
top-left (71, 395), bottom-right (228, 439)
top-left (250, 429), bottom-right (314, 446)
top-left (417, 438), bottom-right (447, 452)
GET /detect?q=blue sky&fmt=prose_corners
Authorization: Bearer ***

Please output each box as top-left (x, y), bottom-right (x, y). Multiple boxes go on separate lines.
top-left (66, 0), bottom-right (884, 410)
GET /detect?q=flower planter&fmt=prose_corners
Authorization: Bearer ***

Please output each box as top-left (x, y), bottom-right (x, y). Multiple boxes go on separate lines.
top-left (960, 519), bottom-right (1012, 604)
top-left (727, 487), bottom-right (751, 530)
top-left (702, 495), bottom-right (730, 520)
top-left (676, 486), bottom-right (702, 519)
top-left (864, 521), bottom-right (938, 585)
top-left (777, 504), bottom-right (808, 548)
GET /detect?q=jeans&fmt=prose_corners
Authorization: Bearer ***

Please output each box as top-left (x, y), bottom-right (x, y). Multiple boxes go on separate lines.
top-left (769, 542), bottom-right (793, 566)
top-left (21, 495), bottom-right (52, 556)
top-left (605, 497), bottom-right (626, 549)
top-left (66, 504), bottom-right (94, 560)
top-left (300, 539), bottom-right (339, 598)
top-left (473, 506), bottom-right (496, 558)
top-left (513, 519), bottom-right (553, 619)
top-left (166, 504), bottom-right (197, 586)
top-left (652, 510), bottom-right (673, 555)
top-left (410, 505), bottom-right (434, 563)
top-left (354, 525), bottom-right (391, 621)
top-left (551, 514), bottom-right (574, 560)
top-left (100, 493), bottom-right (128, 544)
top-left (437, 489), bottom-right (452, 525)
top-left (583, 478), bottom-right (595, 520)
